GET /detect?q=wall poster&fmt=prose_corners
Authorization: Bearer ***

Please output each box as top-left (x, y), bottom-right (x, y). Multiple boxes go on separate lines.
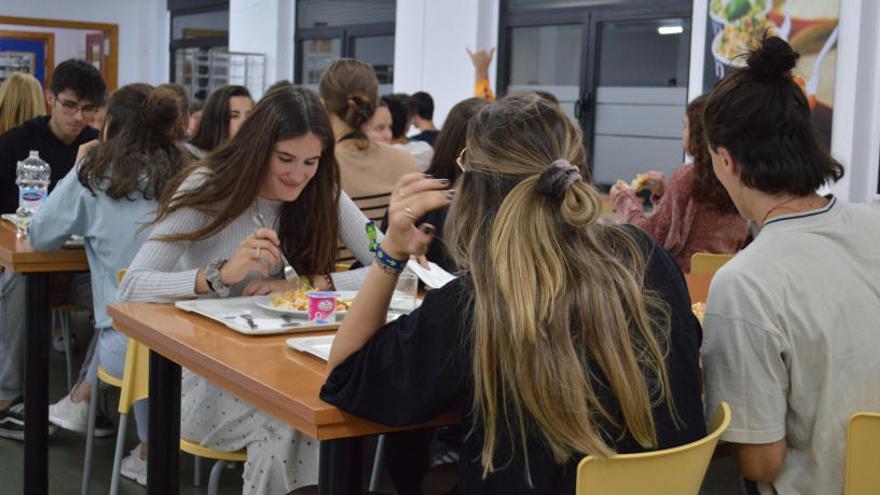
top-left (703, 0), bottom-right (840, 149)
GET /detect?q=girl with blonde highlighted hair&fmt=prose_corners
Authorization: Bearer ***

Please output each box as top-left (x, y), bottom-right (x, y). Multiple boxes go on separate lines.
top-left (321, 93), bottom-right (706, 492)
top-left (0, 73), bottom-right (46, 134)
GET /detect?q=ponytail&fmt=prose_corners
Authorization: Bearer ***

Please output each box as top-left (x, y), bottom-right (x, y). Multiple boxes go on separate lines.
top-left (319, 58), bottom-right (379, 146)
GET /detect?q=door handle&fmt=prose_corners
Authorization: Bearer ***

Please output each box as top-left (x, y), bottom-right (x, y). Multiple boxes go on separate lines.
top-left (574, 91), bottom-right (592, 120)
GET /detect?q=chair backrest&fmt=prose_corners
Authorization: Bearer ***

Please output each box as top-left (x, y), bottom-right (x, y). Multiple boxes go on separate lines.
top-left (845, 412), bottom-right (880, 495)
top-left (576, 402), bottom-right (731, 495)
top-left (690, 253), bottom-right (734, 275)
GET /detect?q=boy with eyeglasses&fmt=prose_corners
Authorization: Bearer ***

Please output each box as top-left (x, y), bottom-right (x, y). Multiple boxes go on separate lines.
top-left (0, 59), bottom-right (106, 440)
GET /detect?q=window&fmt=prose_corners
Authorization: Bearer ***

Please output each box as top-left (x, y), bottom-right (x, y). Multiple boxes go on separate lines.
top-left (169, 2), bottom-right (230, 102)
top-left (295, 0), bottom-right (396, 94)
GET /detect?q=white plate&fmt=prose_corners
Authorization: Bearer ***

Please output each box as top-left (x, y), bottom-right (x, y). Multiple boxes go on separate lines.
top-left (253, 291), bottom-right (357, 316)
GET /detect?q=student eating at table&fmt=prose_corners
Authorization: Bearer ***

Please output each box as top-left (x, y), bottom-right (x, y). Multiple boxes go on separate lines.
top-left (28, 83), bottom-right (190, 484)
top-left (118, 82), bottom-right (379, 495)
top-left (700, 36), bottom-right (880, 494)
top-left (320, 93), bottom-right (706, 493)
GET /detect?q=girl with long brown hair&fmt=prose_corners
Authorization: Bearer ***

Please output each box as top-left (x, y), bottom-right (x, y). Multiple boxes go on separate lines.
top-left (118, 83), bottom-right (368, 494)
top-left (609, 95), bottom-right (748, 272)
top-left (321, 93), bottom-right (705, 492)
top-left (28, 83), bottom-right (190, 484)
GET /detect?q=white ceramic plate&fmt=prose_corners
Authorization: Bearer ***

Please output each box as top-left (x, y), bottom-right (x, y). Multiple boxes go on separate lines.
top-left (253, 291), bottom-right (357, 316)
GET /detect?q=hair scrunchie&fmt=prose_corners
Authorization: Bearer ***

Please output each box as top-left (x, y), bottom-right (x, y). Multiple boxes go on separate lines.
top-left (535, 159), bottom-right (582, 199)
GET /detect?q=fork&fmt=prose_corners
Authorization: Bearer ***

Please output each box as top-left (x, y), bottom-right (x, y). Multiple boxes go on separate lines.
top-left (252, 212), bottom-right (304, 286)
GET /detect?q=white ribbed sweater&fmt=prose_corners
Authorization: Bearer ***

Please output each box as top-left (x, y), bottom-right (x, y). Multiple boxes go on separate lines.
top-left (118, 171), bottom-right (375, 302)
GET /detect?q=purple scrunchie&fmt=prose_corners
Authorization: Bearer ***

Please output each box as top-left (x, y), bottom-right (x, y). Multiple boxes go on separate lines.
top-left (535, 159), bottom-right (582, 199)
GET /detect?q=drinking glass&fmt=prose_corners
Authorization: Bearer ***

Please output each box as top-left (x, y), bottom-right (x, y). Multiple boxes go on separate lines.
top-left (390, 270), bottom-right (418, 313)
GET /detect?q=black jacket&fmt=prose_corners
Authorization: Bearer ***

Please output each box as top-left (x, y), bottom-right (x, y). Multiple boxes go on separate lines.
top-left (0, 116), bottom-right (98, 214)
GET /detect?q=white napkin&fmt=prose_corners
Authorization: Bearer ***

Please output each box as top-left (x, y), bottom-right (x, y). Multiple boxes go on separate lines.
top-left (406, 260), bottom-right (457, 289)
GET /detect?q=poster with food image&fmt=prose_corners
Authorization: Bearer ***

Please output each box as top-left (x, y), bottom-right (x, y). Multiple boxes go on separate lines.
top-left (702, 0), bottom-right (840, 149)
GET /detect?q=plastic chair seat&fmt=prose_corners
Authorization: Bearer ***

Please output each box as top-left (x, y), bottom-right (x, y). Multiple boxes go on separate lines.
top-left (96, 364), bottom-right (123, 389)
top-left (180, 438), bottom-right (247, 462)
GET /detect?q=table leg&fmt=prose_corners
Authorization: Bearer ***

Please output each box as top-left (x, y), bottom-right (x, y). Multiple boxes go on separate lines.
top-left (319, 437), bottom-right (363, 495)
top-left (148, 350), bottom-right (180, 495)
top-left (24, 273), bottom-right (50, 495)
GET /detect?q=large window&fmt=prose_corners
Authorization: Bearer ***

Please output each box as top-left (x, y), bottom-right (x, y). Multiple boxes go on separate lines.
top-left (295, 0), bottom-right (395, 94)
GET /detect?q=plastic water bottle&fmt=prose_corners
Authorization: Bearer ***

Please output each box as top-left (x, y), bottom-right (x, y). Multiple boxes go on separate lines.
top-left (15, 150), bottom-right (51, 220)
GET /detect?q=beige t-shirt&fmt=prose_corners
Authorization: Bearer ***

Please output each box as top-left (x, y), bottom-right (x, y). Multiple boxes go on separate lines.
top-left (702, 197), bottom-right (880, 494)
top-left (335, 138), bottom-right (421, 223)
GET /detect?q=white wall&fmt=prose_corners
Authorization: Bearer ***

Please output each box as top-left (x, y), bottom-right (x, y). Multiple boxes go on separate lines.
top-left (0, 24), bottom-right (98, 67)
top-left (229, 0), bottom-right (295, 98)
top-left (393, 0), bottom-right (499, 126)
top-left (0, 0), bottom-right (169, 87)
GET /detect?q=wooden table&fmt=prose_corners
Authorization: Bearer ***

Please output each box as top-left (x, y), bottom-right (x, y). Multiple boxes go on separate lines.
top-left (108, 302), bottom-right (459, 495)
top-left (0, 220), bottom-right (88, 495)
top-left (685, 272), bottom-right (714, 304)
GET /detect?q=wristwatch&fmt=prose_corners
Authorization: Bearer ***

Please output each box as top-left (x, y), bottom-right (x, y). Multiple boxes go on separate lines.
top-left (205, 258), bottom-right (230, 297)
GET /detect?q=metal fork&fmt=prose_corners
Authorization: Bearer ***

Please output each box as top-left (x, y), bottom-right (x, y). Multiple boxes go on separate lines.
top-left (252, 212), bottom-right (301, 285)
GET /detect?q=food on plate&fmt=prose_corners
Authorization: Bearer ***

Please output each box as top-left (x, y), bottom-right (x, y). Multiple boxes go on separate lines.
top-left (710, 0), bottom-right (768, 23)
top-left (271, 290), bottom-right (351, 312)
top-left (714, 16), bottom-right (778, 65)
top-left (692, 302), bottom-right (706, 324)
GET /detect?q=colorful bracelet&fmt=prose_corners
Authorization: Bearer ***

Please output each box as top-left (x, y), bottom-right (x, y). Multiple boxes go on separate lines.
top-left (365, 220), bottom-right (407, 275)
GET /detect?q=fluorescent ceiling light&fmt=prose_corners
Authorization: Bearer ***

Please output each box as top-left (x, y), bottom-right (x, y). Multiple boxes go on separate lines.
top-left (658, 26), bottom-right (684, 35)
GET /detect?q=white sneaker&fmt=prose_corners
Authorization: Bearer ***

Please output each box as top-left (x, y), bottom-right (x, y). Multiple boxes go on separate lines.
top-left (48, 394), bottom-right (88, 433)
top-left (120, 447), bottom-right (147, 486)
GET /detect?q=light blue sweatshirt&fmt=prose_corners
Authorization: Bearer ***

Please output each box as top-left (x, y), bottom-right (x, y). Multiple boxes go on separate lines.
top-left (29, 165), bottom-right (157, 330)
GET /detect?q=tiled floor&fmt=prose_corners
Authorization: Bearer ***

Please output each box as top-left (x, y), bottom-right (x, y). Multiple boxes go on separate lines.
top-left (0, 319), bottom-right (243, 495)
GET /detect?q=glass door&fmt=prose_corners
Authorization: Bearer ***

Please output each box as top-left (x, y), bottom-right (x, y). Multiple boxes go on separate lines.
top-left (499, 0), bottom-right (692, 188)
top-left (587, 14), bottom-right (692, 186)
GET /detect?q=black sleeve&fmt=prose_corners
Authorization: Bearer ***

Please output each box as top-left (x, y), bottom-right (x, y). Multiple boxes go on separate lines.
top-left (320, 278), bottom-right (471, 426)
top-left (0, 130), bottom-right (26, 214)
top-left (630, 225), bottom-right (707, 448)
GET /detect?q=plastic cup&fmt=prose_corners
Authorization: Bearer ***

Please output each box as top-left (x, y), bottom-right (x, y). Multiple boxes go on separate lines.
top-left (390, 270), bottom-right (418, 313)
top-left (307, 291), bottom-right (337, 323)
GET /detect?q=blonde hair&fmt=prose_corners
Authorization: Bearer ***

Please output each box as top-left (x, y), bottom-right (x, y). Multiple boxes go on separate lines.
top-left (0, 73), bottom-right (47, 133)
top-left (445, 94), bottom-right (677, 484)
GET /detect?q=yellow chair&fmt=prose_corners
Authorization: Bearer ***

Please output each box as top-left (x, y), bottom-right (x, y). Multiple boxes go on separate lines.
top-left (335, 262), bottom-right (353, 272)
top-left (845, 412), bottom-right (880, 495)
top-left (576, 402), bottom-right (731, 495)
top-left (690, 253), bottom-right (734, 275)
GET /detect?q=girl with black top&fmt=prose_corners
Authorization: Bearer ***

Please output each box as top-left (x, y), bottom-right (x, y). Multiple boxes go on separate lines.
top-left (321, 93), bottom-right (706, 493)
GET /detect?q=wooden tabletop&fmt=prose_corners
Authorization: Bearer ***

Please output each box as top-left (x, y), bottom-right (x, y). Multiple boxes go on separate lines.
top-left (107, 302), bottom-right (459, 440)
top-left (685, 273), bottom-right (714, 304)
top-left (0, 220), bottom-right (88, 273)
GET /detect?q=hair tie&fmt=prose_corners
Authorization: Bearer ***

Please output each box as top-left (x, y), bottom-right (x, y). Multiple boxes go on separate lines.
top-left (535, 159), bottom-right (582, 199)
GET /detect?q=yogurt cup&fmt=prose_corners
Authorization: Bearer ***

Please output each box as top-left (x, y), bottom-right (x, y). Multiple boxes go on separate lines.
top-left (307, 291), bottom-right (337, 323)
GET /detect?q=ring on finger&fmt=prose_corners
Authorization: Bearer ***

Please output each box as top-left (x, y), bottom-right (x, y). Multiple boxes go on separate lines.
top-left (404, 206), bottom-right (418, 220)
top-left (256, 246), bottom-right (261, 258)
top-left (398, 187), bottom-right (407, 198)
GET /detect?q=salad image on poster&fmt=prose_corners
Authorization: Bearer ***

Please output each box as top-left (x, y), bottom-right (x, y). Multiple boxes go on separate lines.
top-left (702, 0), bottom-right (839, 148)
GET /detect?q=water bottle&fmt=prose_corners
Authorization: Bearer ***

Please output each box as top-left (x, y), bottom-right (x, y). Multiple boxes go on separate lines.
top-left (15, 150), bottom-right (51, 220)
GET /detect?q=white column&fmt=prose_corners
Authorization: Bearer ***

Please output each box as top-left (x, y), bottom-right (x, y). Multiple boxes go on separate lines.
top-left (393, 0), bottom-right (499, 126)
top-left (229, 0), bottom-right (296, 98)
top-left (687, 0), bottom-right (707, 102)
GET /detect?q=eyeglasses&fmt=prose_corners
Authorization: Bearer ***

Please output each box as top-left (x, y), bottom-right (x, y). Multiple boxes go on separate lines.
top-left (55, 96), bottom-right (98, 118)
top-left (456, 148), bottom-right (467, 172)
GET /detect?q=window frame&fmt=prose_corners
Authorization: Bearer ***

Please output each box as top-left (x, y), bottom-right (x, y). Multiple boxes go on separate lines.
top-left (294, 21), bottom-right (395, 86)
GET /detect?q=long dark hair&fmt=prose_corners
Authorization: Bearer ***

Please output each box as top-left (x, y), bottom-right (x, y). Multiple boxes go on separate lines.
top-left (188, 85), bottom-right (252, 153)
top-left (703, 36), bottom-right (843, 196)
top-left (425, 97), bottom-right (488, 182)
top-left (155, 84), bottom-right (341, 275)
top-left (687, 95), bottom-right (736, 213)
top-left (78, 83), bottom-right (188, 200)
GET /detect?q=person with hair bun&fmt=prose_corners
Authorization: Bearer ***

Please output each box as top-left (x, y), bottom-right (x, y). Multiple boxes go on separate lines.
top-left (27, 83), bottom-right (191, 481)
top-left (700, 36), bottom-right (880, 494)
top-left (319, 58), bottom-right (420, 226)
top-left (320, 93), bottom-right (705, 493)
top-left (610, 95), bottom-right (748, 272)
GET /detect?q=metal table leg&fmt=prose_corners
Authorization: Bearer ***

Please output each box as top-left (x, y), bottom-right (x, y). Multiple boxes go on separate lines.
top-left (24, 273), bottom-right (49, 495)
top-left (148, 350), bottom-right (180, 495)
top-left (319, 437), bottom-right (363, 495)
